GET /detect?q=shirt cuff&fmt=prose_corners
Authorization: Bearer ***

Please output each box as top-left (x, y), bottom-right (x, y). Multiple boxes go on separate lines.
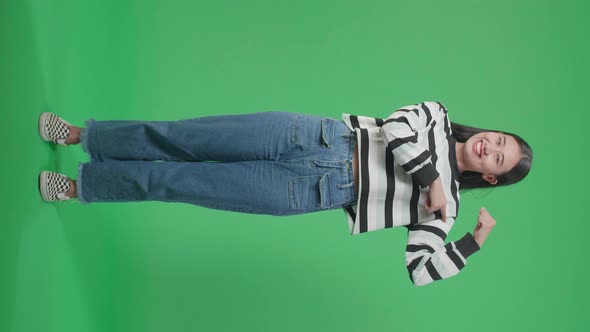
top-left (455, 232), bottom-right (480, 258)
top-left (412, 162), bottom-right (439, 189)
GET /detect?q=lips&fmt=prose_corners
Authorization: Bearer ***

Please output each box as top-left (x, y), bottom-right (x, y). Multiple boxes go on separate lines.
top-left (473, 140), bottom-right (482, 158)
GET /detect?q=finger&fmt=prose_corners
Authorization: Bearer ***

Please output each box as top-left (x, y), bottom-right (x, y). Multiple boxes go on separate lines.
top-left (431, 204), bottom-right (442, 214)
top-left (441, 206), bottom-right (447, 222)
top-left (427, 203), bottom-right (437, 213)
top-left (480, 215), bottom-right (490, 224)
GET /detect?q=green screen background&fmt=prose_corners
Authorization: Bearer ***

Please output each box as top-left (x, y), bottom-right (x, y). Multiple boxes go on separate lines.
top-left (2, 0), bottom-right (588, 331)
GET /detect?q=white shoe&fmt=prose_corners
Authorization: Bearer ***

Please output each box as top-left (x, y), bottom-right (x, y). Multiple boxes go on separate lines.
top-left (39, 112), bottom-right (72, 146)
top-left (39, 171), bottom-right (73, 202)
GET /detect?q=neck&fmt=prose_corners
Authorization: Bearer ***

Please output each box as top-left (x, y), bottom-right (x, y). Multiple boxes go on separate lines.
top-left (455, 142), bottom-right (467, 174)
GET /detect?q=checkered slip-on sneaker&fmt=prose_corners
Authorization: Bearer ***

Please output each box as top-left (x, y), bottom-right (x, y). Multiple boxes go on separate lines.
top-left (39, 112), bottom-right (72, 146)
top-left (39, 171), bottom-right (73, 202)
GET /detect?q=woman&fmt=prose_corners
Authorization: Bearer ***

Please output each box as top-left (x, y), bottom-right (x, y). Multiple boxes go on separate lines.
top-left (38, 101), bottom-right (533, 286)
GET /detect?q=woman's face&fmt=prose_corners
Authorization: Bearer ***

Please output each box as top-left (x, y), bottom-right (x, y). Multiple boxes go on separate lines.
top-left (464, 131), bottom-right (521, 184)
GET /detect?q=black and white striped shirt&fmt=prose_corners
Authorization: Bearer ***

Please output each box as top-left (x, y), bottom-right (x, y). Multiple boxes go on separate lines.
top-left (341, 101), bottom-right (480, 286)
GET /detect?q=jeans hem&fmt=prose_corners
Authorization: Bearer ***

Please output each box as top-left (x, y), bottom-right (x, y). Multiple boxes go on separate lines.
top-left (81, 118), bottom-right (96, 162)
top-left (77, 162), bottom-right (89, 204)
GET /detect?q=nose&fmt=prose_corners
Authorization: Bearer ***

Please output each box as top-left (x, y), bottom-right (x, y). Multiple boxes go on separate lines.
top-left (484, 141), bottom-right (499, 155)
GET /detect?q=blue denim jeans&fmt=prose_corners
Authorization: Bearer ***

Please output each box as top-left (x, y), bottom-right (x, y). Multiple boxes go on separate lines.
top-left (76, 111), bottom-right (358, 216)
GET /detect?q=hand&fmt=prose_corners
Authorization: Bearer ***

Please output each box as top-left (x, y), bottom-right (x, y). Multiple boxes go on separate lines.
top-left (425, 177), bottom-right (447, 222)
top-left (473, 207), bottom-right (497, 247)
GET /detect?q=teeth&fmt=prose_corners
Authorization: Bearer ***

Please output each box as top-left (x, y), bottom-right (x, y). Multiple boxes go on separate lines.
top-left (476, 141), bottom-right (482, 157)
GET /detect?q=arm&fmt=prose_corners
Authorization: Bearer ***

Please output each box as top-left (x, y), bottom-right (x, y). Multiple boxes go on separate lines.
top-left (380, 101), bottom-right (446, 188)
top-left (405, 217), bottom-right (480, 286)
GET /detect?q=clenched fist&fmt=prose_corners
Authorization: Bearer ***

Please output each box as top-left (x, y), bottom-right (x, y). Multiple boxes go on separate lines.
top-left (473, 207), bottom-right (497, 247)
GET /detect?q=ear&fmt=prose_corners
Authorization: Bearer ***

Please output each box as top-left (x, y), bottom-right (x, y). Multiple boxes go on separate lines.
top-left (482, 174), bottom-right (498, 185)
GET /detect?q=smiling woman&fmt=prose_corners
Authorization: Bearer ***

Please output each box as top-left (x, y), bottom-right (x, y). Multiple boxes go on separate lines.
top-left (459, 133), bottom-right (521, 182)
top-left (37, 101), bottom-right (533, 286)
top-left (449, 123), bottom-right (533, 190)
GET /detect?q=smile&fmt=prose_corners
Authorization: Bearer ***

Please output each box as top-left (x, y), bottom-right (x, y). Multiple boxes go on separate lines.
top-left (473, 140), bottom-right (483, 158)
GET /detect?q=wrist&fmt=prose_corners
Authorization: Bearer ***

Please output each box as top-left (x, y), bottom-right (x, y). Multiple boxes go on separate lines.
top-left (473, 231), bottom-right (487, 247)
top-left (430, 177), bottom-right (441, 187)
top-left (474, 235), bottom-right (484, 247)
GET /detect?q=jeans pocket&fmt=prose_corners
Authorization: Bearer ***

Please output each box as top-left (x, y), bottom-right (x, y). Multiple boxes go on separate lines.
top-left (290, 115), bottom-right (336, 148)
top-left (288, 173), bottom-right (332, 209)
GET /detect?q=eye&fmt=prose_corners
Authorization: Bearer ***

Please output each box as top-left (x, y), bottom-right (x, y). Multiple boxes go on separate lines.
top-left (497, 137), bottom-right (501, 145)
top-left (496, 155), bottom-right (500, 163)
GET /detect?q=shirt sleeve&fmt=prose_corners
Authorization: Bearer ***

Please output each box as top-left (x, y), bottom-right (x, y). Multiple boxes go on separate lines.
top-left (405, 218), bottom-right (480, 286)
top-left (380, 101), bottom-right (446, 189)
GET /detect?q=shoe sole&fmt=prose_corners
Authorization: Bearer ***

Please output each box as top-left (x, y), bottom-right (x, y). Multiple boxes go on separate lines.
top-left (38, 112), bottom-right (55, 143)
top-left (39, 171), bottom-right (51, 202)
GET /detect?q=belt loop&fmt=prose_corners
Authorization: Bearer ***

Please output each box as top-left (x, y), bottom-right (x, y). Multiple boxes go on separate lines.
top-left (337, 182), bottom-right (353, 189)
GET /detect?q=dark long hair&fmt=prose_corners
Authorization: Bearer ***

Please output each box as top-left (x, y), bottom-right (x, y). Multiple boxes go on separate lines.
top-left (450, 122), bottom-right (533, 191)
